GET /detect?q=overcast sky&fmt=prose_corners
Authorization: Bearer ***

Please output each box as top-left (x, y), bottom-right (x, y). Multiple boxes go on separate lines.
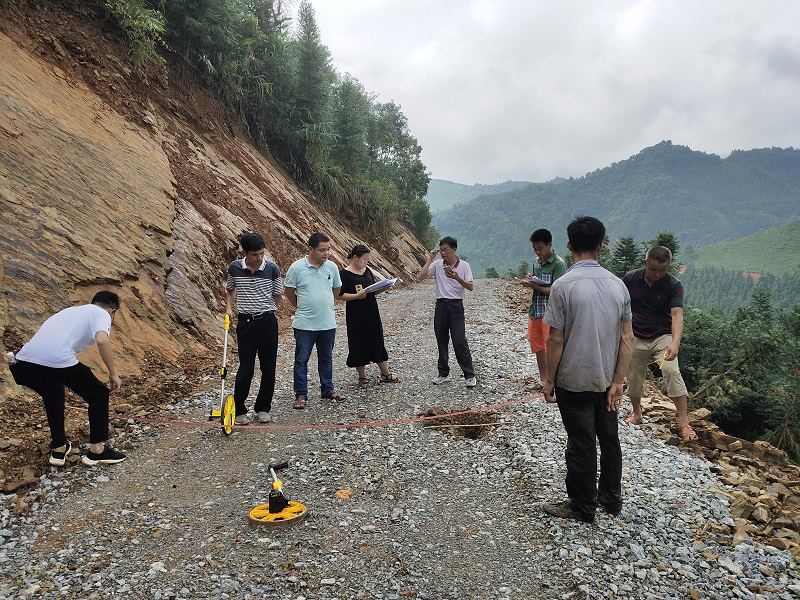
top-left (304, 0), bottom-right (800, 184)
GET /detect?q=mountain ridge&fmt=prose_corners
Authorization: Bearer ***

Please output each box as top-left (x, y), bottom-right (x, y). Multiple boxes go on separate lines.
top-left (690, 219), bottom-right (800, 277)
top-left (431, 141), bottom-right (800, 274)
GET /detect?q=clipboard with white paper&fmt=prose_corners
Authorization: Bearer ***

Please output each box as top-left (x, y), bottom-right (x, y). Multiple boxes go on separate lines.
top-left (526, 275), bottom-right (549, 286)
top-left (364, 277), bottom-right (402, 293)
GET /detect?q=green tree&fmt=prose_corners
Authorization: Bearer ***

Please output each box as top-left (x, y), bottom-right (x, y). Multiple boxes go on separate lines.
top-left (517, 260), bottom-right (530, 279)
top-left (647, 231), bottom-right (682, 275)
top-left (291, 1), bottom-right (333, 166)
top-left (609, 236), bottom-right (643, 277)
top-left (648, 231), bottom-right (680, 256)
top-left (367, 100), bottom-right (431, 236)
top-left (330, 74), bottom-right (371, 177)
top-left (485, 267), bottom-right (500, 278)
top-left (101, 0), bottom-right (431, 246)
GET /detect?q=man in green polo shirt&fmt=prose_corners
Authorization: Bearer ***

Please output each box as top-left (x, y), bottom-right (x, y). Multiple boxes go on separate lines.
top-left (519, 229), bottom-right (567, 390)
top-left (284, 232), bottom-right (344, 410)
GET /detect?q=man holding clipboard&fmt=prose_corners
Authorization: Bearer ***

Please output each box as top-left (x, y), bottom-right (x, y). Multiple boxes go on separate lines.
top-left (519, 229), bottom-right (567, 390)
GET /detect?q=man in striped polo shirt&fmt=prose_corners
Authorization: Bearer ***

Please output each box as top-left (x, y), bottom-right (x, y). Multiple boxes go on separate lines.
top-left (225, 233), bottom-right (284, 424)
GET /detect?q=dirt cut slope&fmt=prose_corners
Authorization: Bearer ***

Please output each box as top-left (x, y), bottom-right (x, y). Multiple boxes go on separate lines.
top-left (0, 4), bottom-right (427, 486)
top-left (0, 5), bottom-right (427, 381)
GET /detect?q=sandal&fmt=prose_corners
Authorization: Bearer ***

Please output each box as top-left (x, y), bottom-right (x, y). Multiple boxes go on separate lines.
top-left (358, 377), bottom-right (372, 388)
top-left (322, 390), bottom-right (346, 401)
top-left (625, 413), bottom-right (642, 425)
top-left (293, 394), bottom-right (307, 410)
top-left (678, 424), bottom-right (698, 442)
top-left (379, 373), bottom-right (401, 383)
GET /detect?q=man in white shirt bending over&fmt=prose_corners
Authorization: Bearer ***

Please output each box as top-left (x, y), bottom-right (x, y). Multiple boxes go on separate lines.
top-left (8, 291), bottom-right (126, 467)
top-left (419, 236), bottom-right (477, 388)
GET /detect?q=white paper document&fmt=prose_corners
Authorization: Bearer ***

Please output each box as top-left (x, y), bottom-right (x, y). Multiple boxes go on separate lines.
top-left (525, 275), bottom-right (549, 286)
top-left (364, 277), bottom-right (402, 293)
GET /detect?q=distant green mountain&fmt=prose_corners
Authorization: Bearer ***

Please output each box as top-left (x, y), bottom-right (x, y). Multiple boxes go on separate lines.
top-left (690, 219), bottom-right (800, 276)
top-left (425, 179), bottom-right (532, 213)
top-left (432, 142), bottom-right (800, 275)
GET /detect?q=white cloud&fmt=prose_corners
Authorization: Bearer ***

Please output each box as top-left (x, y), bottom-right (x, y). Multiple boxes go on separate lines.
top-left (306, 0), bottom-right (800, 183)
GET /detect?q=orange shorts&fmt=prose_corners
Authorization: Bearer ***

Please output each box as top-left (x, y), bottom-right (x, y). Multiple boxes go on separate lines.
top-left (527, 317), bottom-right (550, 353)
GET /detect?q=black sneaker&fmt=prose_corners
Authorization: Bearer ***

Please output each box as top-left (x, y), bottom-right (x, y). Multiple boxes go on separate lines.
top-left (541, 500), bottom-right (595, 523)
top-left (49, 440), bottom-right (72, 467)
top-left (82, 446), bottom-right (127, 466)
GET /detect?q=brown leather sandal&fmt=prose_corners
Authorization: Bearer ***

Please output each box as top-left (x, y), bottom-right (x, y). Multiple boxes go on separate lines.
top-left (322, 390), bottom-right (346, 400)
top-left (358, 377), bottom-right (372, 388)
top-left (379, 373), bottom-right (401, 383)
top-left (293, 394), bottom-right (307, 410)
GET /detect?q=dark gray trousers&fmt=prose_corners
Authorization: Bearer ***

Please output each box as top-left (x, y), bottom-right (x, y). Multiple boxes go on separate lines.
top-left (433, 299), bottom-right (474, 379)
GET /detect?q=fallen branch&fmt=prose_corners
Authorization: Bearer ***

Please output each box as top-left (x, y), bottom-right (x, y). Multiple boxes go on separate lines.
top-left (691, 355), bottom-right (750, 400)
top-left (423, 422), bottom-right (509, 429)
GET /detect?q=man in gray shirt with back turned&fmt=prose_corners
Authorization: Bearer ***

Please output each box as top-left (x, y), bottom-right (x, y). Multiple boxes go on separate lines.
top-left (540, 216), bottom-right (634, 523)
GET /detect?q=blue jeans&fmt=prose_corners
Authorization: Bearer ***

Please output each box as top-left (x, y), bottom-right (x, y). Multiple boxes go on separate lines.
top-left (293, 328), bottom-right (336, 396)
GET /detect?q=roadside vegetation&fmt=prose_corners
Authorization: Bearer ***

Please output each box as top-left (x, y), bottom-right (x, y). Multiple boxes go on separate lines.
top-left (493, 231), bottom-right (800, 463)
top-left (96, 0), bottom-right (436, 245)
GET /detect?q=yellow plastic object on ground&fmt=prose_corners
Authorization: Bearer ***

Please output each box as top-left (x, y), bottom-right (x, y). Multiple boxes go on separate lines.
top-left (248, 501), bottom-right (308, 527)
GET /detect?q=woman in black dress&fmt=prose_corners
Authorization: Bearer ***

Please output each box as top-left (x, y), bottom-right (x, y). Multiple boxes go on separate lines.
top-left (337, 245), bottom-right (400, 387)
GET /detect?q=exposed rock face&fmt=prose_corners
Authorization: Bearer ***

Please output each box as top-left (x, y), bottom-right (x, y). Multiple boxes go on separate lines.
top-left (0, 13), bottom-right (426, 384)
top-left (639, 396), bottom-right (800, 556)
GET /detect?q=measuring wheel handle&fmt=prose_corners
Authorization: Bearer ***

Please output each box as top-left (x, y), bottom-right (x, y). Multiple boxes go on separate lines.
top-left (248, 459), bottom-right (307, 526)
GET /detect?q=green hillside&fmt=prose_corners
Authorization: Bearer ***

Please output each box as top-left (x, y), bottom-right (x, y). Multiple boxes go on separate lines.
top-left (425, 179), bottom-right (531, 213)
top-left (692, 219), bottom-right (800, 276)
top-left (432, 142), bottom-right (800, 274)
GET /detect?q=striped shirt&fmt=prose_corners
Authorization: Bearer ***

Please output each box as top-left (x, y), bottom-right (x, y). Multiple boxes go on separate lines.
top-left (226, 258), bottom-right (284, 314)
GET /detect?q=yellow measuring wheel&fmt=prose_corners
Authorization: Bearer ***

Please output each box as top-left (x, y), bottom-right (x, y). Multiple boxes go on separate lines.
top-left (248, 501), bottom-right (308, 527)
top-left (222, 394), bottom-right (236, 436)
top-left (209, 314), bottom-right (237, 435)
top-left (248, 461), bottom-right (309, 527)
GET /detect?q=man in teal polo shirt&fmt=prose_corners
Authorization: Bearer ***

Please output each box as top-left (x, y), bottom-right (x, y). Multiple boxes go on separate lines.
top-left (284, 232), bottom-right (344, 409)
top-left (519, 229), bottom-right (567, 389)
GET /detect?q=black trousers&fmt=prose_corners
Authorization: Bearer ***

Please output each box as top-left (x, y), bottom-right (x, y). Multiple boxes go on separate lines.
top-left (555, 386), bottom-right (622, 517)
top-left (433, 300), bottom-right (474, 379)
top-left (234, 312), bottom-right (278, 414)
top-left (10, 361), bottom-right (109, 448)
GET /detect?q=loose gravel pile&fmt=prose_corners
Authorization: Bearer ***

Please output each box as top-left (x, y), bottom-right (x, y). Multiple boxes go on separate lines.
top-left (1, 279), bottom-right (798, 599)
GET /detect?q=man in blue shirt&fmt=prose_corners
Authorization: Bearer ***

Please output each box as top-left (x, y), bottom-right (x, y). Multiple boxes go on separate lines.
top-left (284, 232), bottom-right (343, 409)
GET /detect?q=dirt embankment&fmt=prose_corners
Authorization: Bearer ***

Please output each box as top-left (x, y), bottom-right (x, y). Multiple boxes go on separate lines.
top-left (0, 4), bottom-right (427, 487)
